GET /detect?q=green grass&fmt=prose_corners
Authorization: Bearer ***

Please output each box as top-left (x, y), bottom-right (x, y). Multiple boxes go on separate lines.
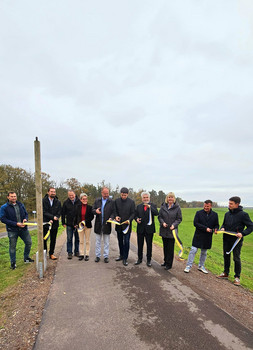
top-left (133, 208), bottom-right (253, 291)
top-left (0, 226), bottom-right (65, 295)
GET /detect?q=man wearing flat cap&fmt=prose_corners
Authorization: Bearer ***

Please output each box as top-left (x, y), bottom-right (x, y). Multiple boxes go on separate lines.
top-left (114, 187), bottom-right (135, 266)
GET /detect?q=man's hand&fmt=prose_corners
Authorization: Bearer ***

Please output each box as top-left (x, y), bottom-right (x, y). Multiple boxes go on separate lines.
top-left (206, 228), bottom-right (212, 232)
top-left (115, 216), bottom-right (121, 222)
top-left (214, 229), bottom-right (218, 234)
top-left (170, 224), bottom-right (174, 230)
top-left (54, 216), bottom-right (59, 221)
top-left (17, 222), bottom-right (25, 228)
top-left (63, 224), bottom-right (66, 228)
top-left (163, 222), bottom-right (168, 228)
top-left (96, 208), bottom-right (101, 214)
top-left (236, 232), bottom-right (243, 238)
top-left (137, 218), bottom-right (142, 224)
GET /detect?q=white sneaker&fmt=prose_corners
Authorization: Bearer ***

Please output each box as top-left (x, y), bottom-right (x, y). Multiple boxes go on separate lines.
top-left (184, 266), bottom-right (191, 273)
top-left (198, 266), bottom-right (208, 274)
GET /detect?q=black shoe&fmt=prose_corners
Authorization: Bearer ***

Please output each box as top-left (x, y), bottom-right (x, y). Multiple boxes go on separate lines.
top-left (147, 261), bottom-right (152, 267)
top-left (68, 253), bottom-right (72, 260)
top-left (85, 255), bottom-right (89, 261)
top-left (135, 259), bottom-right (142, 265)
top-left (161, 262), bottom-right (166, 267)
top-left (164, 265), bottom-right (171, 270)
top-left (95, 257), bottom-right (100, 262)
top-left (24, 257), bottom-right (34, 263)
top-left (123, 260), bottom-right (128, 266)
top-left (10, 262), bottom-right (17, 270)
top-left (115, 256), bottom-right (123, 261)
top-left (74, 252), bottom-right (79, 257)
top-left (79, 256), bottom-right (84, 261)
top-left (104, 257), bottom-right (109, 263)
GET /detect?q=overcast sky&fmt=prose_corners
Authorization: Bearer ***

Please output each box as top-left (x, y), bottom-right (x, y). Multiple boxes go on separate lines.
top-left (1, 0), bottom-right (253, 206)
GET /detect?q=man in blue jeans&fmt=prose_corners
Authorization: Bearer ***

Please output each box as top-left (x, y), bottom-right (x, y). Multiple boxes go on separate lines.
top-left (0, 191), bottom-right (34, 270)
top-left (62, 190), bottom-right (80, 259)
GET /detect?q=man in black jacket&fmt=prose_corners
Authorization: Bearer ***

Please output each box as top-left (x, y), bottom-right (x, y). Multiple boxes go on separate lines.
top-left (115, 187), bottom-right (135, 266)
top-left (62, 190), bottom-right (81, 259)
top-left (135, 192), bottom-right (158, 267)
top-left (184, 200), bottom-right (219, 274)
top-left (43, 187), bottom-right (61, 260)
top-left (92, 187), bottom-right (114, 263)
top-left (217, 196), bottom-right (253, 286)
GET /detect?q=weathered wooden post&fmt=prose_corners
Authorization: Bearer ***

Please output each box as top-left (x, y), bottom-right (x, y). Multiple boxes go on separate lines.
top-left (34, 137), bottom-right (44, 278)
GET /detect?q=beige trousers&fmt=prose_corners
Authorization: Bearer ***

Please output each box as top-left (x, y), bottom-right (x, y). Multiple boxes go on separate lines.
top-left (78, 227), bottom-right (91, 256)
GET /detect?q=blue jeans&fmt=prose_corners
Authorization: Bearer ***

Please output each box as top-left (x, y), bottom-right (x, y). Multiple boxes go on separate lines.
top-left (117, 230), bottom-right (131, 260)
top-left (8, 228), bottom-right (32, 263)
top-left (95, 234), bottom-right (110, 258)
top-left (187, 246), bottom-right (207, 268)
top-left (66, 226), bottom-right (79, 254)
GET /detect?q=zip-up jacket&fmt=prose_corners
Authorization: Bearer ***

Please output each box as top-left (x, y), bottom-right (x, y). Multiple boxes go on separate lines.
top-left (0, 201), bottom-right (28, 231)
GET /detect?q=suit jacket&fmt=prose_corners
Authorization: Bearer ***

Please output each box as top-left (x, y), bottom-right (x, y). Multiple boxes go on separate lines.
top-left (135, 202), bottom-right (158, 234)
top-left (43, 195), bottom-right (61, 229)
top-left (92, 197), bottom-right (114, 235)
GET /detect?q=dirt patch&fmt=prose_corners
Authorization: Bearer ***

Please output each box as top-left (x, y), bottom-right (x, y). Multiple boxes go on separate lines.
top-left (0, 232), bottom-right (66, 350)
top-left (0, 231), bottom-right (252, 350)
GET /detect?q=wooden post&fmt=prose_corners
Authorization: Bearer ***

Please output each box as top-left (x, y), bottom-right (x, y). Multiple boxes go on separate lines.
top-left (34, 137), bottom-right (44, 278)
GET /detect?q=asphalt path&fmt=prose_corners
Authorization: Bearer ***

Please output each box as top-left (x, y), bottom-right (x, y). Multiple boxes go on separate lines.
top-left (34, 228), bottom-right (253, 350)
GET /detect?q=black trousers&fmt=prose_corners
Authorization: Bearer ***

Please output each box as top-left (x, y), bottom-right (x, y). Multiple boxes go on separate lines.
top-left (43, 224), bottom-right (58, 256)
top-left (223, 236), bottom-right (243, 278)
top-left (137, 231), bottom-right (154, 261)
top-left (162, 237), bottom-right (175, 268)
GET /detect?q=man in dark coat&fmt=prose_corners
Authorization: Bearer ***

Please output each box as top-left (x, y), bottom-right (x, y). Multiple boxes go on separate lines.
top-left (114, 187), bottom-right (135, 266)
top-left (92, 187), bottom-right (114, 263)
top-left (62, 190), bottom-right (81, 259)
top-left (184, 200), bottom-right (219, 274)
top-left (217, 196), bottom-right (253, 286)
top-left (135, 192), bottom-right (158, 267)
top-left (43, 187), bottom-right (61, 260)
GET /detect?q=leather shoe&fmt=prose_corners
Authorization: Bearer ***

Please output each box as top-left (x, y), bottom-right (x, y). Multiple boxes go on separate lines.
top-left (164, 265), bottom-right (171, 270)
top-left (135, 259), bottom-right (142, 265)
top-left (95, 257), bottom-right (100, 262)
top-left (115, 256), bottom-right (123, 261)
top-left (147, 261), bottom-right (152, 267)
top-left (67, 253), bottom-right (72, 260)
top-left (79, 256), bottom-right (84, 261)
top-left (50, 255), bottom-right (57, 260)
top-left (104, 257), bottom-right (109, 263)
top-left (85, 255), bottom-right (89, 261)
top-left (123, 259), bottom-right (128, 266)
top-left (161, 262), bottom-right (166, 267)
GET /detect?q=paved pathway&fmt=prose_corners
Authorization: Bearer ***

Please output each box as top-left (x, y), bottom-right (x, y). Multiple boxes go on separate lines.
top-left (34, 229), bottom-right (253, 350)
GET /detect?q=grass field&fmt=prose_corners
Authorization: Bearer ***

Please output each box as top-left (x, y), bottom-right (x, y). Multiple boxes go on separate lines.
top-left (0, 226), bottom-right (65, 295)
top-left (132, 208), bottom-right (253, 292)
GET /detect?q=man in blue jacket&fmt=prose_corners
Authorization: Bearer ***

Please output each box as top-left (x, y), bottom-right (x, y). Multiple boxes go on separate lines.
top-left (0, 192), bottom-right (34, 270)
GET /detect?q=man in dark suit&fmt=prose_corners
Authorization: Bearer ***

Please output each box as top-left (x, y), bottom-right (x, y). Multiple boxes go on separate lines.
top-left (114, 187), bottom-right (135, 266)
top-left (43, 187), bottom-right (61, 260)
top-left (184, 200), bottom-right (219, 274)
top-left (92, 187), bottom-right (114, 263)
top-left (135, 192), bottom-right (158, 267)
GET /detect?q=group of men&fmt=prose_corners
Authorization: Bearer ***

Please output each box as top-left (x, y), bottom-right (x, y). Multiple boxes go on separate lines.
top-left (1, 189), bottom-right (252, 287)
top-left (184, 196), bottom-right (253, 286)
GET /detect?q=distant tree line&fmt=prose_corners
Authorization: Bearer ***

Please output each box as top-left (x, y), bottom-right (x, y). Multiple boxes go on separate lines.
top-left (0, 164), bottom-right (218, 213)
